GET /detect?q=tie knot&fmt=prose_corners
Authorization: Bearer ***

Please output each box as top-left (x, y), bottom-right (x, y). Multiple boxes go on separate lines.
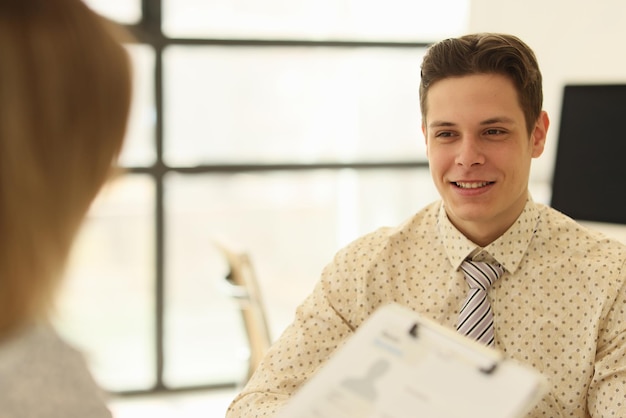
top-left (460, 260), bottom-right (504, 291)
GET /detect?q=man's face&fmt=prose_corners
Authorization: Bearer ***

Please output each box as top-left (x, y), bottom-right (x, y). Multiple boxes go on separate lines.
top-left (422, 73), bottom-right (548, 246)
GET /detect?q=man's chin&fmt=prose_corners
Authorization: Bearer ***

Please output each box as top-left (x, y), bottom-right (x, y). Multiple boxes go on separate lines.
top-left (445, 204), bottom-right (496, 227)
top-left (445, 199), bottom-right (493, 220)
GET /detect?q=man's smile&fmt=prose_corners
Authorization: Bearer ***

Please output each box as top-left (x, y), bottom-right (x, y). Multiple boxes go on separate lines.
top-left (453, 181), bottom-right (495, 189)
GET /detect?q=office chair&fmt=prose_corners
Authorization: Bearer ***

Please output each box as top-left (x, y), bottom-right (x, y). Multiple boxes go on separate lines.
top-left (213, 240), bottom-right (272, 383)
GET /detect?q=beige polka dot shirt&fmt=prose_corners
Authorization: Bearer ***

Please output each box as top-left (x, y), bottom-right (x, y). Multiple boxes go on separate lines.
top-left (227, 197), bottom-right (626, 417)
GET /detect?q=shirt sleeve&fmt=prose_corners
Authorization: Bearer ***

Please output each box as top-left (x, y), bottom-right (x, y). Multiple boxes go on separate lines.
top-left (226, 263), bottom-right (355, 418)
top-left (587, 259), bottom-right (626, 417)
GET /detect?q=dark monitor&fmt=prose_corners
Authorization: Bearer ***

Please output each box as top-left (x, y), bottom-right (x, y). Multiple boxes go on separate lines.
top-left (550, 84), bottom-right (626, 224)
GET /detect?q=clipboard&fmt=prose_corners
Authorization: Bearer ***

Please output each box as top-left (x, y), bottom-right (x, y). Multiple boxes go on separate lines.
top-left (276, 303), bottom-right (547, 418)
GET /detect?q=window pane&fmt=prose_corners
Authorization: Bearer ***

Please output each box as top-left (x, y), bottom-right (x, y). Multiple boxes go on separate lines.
top-left (164, 46), bottom-right (426, 166)
top-left (163, 168), bottom-right (438, 387)
top-left (54, 175), bottom-right (155, 392)
top-left (119, 45), bottom-right (156, 167)
top-left (163, 0), bottom-right (468, 41)
top-left (83, 0), bottom-right (141, 24)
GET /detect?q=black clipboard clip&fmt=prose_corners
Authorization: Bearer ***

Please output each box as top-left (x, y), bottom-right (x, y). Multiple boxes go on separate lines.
top-left (480, 362), bottom-right (498, 375)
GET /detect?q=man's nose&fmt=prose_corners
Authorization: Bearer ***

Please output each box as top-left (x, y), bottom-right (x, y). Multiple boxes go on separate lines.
top-left (455, 135), bottom-right (485, 167)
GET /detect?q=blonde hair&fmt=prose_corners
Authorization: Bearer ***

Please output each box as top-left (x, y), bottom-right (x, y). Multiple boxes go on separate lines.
top-left (0, 0), bottom-right (132, 338)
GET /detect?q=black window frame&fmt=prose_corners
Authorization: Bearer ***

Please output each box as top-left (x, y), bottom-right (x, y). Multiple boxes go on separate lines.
top-left (116, 0), bottom-right (432, 396)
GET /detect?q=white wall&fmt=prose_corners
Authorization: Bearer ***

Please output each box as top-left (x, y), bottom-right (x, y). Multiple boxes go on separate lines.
top-left (469, 0), bottom-right (626, 188)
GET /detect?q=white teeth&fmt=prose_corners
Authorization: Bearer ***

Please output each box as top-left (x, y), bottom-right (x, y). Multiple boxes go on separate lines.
top-left (455, 182), bottom-right (490, 189)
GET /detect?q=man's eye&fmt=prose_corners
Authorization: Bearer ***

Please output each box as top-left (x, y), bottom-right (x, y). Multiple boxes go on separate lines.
top-left (485, 128), bottom-right (505, 135)
top-left (435, 131), bottom-right (454, 138)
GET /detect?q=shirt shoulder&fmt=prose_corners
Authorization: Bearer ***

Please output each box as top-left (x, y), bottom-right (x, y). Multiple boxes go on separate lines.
top-left (532, 204), bottom-right (626, 293)
top-left (536, 203), bottom-right (626, 257)
top-left (318, 201), bottom-right (446, 325)
top-left (335, 201), bottom-right (442, 261)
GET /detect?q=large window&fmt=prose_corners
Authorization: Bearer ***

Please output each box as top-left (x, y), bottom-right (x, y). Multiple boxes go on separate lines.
top-left (55, 0), bottom-right (468, 394)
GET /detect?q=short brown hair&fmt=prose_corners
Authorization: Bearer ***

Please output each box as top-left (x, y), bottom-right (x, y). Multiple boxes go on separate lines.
top-left (419, 33), bottom-right (543, 134)
top-left (0, 0), bottom-right (132, 337)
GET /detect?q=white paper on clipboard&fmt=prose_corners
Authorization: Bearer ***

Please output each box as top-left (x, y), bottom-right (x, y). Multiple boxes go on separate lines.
top-left (276, 303), bottom-right (547, 418)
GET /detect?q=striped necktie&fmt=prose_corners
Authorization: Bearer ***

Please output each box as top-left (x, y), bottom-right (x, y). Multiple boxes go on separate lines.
top-left (457, 259), bottom-right (504, 347)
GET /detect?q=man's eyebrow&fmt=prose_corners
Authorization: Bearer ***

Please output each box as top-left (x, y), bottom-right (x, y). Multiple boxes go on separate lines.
top-left (427, 120), bottom-right (457, 128)
top-left (480, 116), bottom-right (516, 125)
top-left (427, 117), bottom-right (517, 129)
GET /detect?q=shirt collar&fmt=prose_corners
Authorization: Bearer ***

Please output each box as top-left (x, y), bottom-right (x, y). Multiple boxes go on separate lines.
top-left (438, 196), bottom-right (540, 273)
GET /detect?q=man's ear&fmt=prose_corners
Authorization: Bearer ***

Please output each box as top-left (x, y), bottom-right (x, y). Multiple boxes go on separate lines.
top-left (531, 111), bottom-right (549, 158)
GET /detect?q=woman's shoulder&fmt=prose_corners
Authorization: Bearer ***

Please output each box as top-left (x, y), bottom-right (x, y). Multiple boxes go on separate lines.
top-left (0, 322), bottom-right (112, 418)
